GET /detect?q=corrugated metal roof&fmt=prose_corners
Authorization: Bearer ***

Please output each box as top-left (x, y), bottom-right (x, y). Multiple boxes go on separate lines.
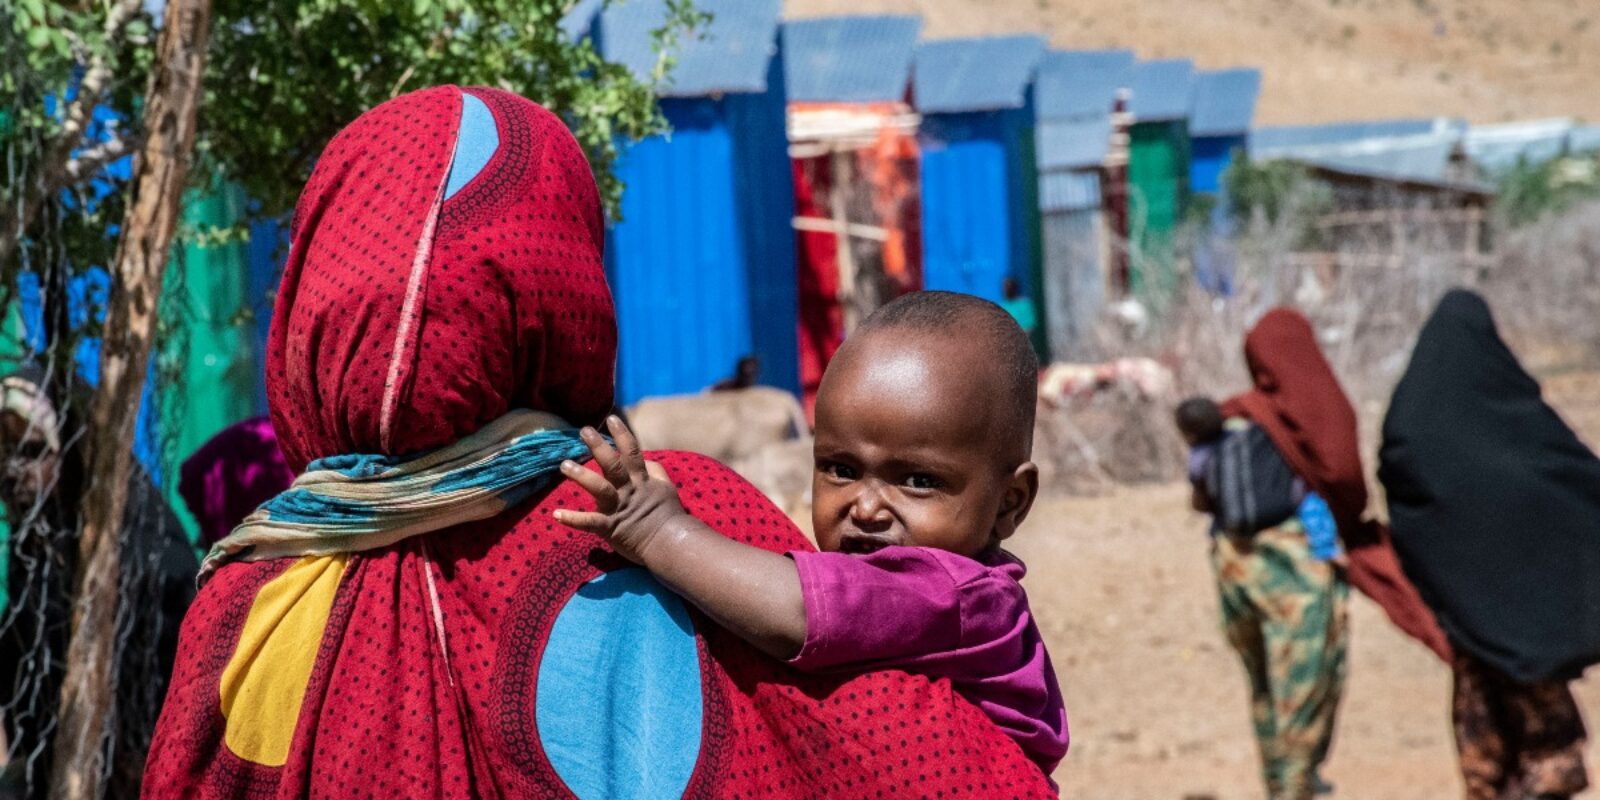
top-left (1300, 138), bottom-right (1457, 184)
top-left (1250, 118), bottom-right (1455, 156)
top-left (1035, 49), bottom-right (1134, 120)
top-left (560, 0), bottom-right (603, 42)
top-left (1246, 116), bottom-right (1494, 188)
top-left (598, 0), bottom-right (782, 97)
top-left (913, 35), bottom-right (1048, 114)
top-left (1036, 117), bottom-right (1112, 170)
top-left (1571, 125), bottom-right (1600, 155)
top-left (1127, 59), bottom-right (1194, 123)
top-left (781, 15), bottom-right (922, 103)
top-left (1264, 133), bottom-right (1489, 192)
top-left (1039, 169), bottom-right (1102, 212)
top-left (1190, 68), bottom-right (1260, 137)
top-left (1464, 118), bottom-right (1574, 170)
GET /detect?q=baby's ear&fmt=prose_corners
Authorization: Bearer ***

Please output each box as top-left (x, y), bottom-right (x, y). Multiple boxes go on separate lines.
top-left (993, 462), bottom-right (1040, 542)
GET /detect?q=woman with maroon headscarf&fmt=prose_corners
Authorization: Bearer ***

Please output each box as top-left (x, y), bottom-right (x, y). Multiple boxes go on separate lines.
top-left (141, 86), bottom-right (1053, 798)
top-left (1208, 308), bottom-right (1452, 800)
top-left (1223, 309), bottom-right (1450, 660)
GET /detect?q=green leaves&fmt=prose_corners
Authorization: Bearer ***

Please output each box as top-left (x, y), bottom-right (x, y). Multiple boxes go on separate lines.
top-left (4, 0), bottom-right (699, 286)
top-left (197, 0), bottom-right (701, 219)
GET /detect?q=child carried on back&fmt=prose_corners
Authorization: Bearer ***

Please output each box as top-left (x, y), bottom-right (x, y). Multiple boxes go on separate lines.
top-left (1175, 396), bottom-right (1339, 558)
top-left (555, 291), bottom-right (1068, 775)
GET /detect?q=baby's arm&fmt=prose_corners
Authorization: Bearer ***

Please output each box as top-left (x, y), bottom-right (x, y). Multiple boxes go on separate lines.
top-left (555, 417), bottom-right (806, 660)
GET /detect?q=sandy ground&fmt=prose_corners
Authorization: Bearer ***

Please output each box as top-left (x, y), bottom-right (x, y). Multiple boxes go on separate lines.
top-left (1012, 482), bottom-right (1600, 799)
top-left (789, 372), bottom-right (1600, 798)
top-left (1041, 370), bottom-right (1600, 798)
top-left (784, 0), bottom-right (1600, 126)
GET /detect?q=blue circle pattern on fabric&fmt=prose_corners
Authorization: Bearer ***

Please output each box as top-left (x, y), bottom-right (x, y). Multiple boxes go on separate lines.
top-left (536, 568), bottom-right (704, 799)
top-left (445, 91), bottom-right (501, 201)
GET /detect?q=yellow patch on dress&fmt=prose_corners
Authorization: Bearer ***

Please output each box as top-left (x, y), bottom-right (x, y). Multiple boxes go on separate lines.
top-left (219, 554), bottom-right (349, 766)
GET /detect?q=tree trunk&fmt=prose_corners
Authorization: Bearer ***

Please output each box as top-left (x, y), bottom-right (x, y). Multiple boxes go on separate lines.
top-left (48, 0), bottom-right (211, 797)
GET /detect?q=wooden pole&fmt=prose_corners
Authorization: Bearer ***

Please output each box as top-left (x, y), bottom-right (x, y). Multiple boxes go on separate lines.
top-left (830, 149), bottom-right (863, 333)
top-left (49, 0), bottom-right (211, 796)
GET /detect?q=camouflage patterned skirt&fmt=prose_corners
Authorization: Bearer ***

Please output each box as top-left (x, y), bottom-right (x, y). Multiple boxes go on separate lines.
top-left (1212, 525), bottom-right (1349, 800)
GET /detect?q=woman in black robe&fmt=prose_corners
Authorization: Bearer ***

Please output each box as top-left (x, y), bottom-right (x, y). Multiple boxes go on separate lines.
top-left (1379, 289), bottom-right (1594, 800)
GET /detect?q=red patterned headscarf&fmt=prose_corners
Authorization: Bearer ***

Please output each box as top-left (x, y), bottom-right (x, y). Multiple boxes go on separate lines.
top-left (267, 85), bottom-right (616, 471)
top-left (1224, 308), bottom-right (1452, 662)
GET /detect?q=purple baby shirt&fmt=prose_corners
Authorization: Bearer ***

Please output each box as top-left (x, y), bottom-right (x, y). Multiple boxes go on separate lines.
top-left (788, 545), bottom-right (1069, 773)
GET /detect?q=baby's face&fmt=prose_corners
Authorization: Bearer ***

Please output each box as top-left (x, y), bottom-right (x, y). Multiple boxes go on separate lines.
top-left (810, 329), bottom-right (1027, 560)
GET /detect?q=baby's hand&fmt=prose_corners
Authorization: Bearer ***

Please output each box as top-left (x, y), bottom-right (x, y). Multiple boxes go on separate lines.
top-left (555, 415), bottom-right (690, 565)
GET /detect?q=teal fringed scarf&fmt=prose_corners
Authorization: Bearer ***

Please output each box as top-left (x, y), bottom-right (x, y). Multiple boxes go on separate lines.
top-left (199, 410), bottom-right (591, 583)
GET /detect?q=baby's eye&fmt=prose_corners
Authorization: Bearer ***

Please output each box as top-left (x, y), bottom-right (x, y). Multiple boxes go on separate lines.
top-left (903, 473), bottom-right (941, 490)
top-left (819, 461), bottom-right (858, 481)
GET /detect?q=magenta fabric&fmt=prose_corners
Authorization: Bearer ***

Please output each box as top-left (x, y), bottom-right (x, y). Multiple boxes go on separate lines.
top-left (789, 545), bottom-right (1069, 773)
top-left (178, 416), bottom-right (296, 547)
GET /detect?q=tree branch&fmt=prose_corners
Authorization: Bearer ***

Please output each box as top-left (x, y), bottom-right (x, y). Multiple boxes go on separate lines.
top-left (62, 135), bottom-right (138, 182)
top-left (51, 0), bottom-right (145, 184)
top-left (0, 0), bottom-right (147, 268)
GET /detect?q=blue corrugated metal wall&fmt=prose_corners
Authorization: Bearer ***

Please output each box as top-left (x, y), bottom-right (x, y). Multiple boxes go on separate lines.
top-left (246, 216), bottom-right (286, 412)
top-left (728, 52), bottom-right (800, 398)
top-left (919, 106), bottom-right (1040, 306)
top-left (607, 56), bottom-right (799, 404)
top-left (1192, 134), bottom-right (1246, 195)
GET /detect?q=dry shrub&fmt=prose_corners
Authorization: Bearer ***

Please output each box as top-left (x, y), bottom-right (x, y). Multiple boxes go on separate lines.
top-left (1480, 200), bottom-right (1600, 370)
top-left (1032, 195), bottom-right (1600, 496)
top-left (1034, 386), bottom-right (1187, 496)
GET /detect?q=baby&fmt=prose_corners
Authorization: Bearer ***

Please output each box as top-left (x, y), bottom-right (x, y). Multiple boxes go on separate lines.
top-left (1175, 396), bottom-right (1226, 517)
top-left (556, 291), bottom-right (1068, 774)
top-left (1174, 395), bottom-right (1340, 559)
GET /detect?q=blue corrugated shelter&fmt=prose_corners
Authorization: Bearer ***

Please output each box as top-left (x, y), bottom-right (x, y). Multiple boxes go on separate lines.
top-left (587, 0), bottom-right (800, 403)
top-left (1036, 117), bottom-right (1114, 173)
top-left (1189, 68), bottom-right (1260, 195)
top-left (1127, 59), bottom-right (1194, 124)
top-left (1030, 49), bottom-right (1132, 357)
top-left (914, 35), bottom-right (1047, 349)
top-left (1035, 49), bottom-right (1134, 121)
top-left (782, 15), bottom-right (921, 103)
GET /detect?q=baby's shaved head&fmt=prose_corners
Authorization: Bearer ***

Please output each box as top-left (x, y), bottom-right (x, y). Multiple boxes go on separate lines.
top-left (842, 290), bottom-right (1039, 459)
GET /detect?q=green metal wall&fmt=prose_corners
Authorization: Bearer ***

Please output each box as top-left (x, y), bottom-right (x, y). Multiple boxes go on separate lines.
top-left (0, 301), bottom-right (28, 609)
top-left (1127, 120), bottom-right (1191, 302)
top-left (158, 183), bottom-right (261, 538)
